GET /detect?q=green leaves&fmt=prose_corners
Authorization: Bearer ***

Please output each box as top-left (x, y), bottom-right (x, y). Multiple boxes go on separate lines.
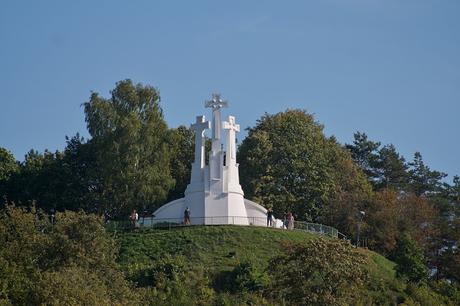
top-left (166, 126), bottom-right (194, 202)
top-left (0, 205), bottom-right (136, 305)
top-left (408, 152), bottom-right (447, 196)
top-left (346, 132), bottom-right (409, 191)
top-left (0, 148), bottom-right (19, 182)
top-left (83, 79), bottom-right (174, 216)
top-left (238, 109), bottom-right (368, 221)
top-left (394, 234), bottom-right (429, 284)
top-left (268, 238), bottom-right (368, 305)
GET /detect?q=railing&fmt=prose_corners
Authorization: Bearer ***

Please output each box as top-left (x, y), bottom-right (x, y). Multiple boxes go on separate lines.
top-left (106, 216), bottom-right (346, 239)
top-left (293, 221), bottom-right (347, 239)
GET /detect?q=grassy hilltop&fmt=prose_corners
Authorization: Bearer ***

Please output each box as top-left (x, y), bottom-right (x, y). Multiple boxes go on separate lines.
top-left (114, 225), bottom-right (443, 305)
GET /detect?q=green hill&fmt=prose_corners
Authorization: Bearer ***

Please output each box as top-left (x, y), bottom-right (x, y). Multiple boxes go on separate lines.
top-left (114, 225), bottom-right (443, 305)
top-left (1, 205), bottom-right (455, 305)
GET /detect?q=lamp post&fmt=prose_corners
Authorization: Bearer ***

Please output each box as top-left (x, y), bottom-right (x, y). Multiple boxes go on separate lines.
top-left (356, 210), bottom-right (365, 247)
top-left (50, 208), bottom-right (55, 225)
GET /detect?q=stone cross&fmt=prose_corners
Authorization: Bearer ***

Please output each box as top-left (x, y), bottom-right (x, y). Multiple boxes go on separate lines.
top-left (205, 94), bottom-right (228, 153)
top-left (223, 115), bottom-right (240, 164)
top-left (191, 115), bottom-right (210, 168)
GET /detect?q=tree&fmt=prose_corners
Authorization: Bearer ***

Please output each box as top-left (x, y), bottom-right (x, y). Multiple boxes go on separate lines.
top-left (166, 126), bottom-right (194, 202)
top-left (0, 204), bottom-right (136, 305)
top-left (346, 134), bottom-right (410, 191)
top-left (363, 189), bottom-right (438, 256)
top-left (345, 132), bottom-right (381, 185)
top-left (268, 238), bottom-right (368, 305)
top-left (0, 147), bottom-right (19, 204)
top-left (365, 189), bottom-right (401, 254)
top-left (58, 134), bottom-right (100, 212)
top-left (83, 79), bottom-right (174, 217)
top-left (436, 175), bottom-right (460, 282)
top-left (375, 144), bottom-right (409, 191)
top-left (0, 135), bottom-right (103, 214)
top-left (238, 110), bottom-right (370, 221)
top-left (394, 233), bottom-right (429, 283)
top-left (5, 149), bottom-right (66, 211)
top-left (0, 147), bottom-right (19, 182)
top-left (397, 193), bottom-right (438, 252)
top-left (408, 152), bottom-right (446, 196)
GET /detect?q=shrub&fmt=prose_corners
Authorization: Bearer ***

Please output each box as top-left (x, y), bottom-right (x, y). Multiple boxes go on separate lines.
top-left (268, 238), bottom-right (368, 305)
top-left (394, 234), bottom-right (428, 284)
top-left (225, 261), bottom-right (269, 293)
top-left (0, 205), bottom-right (135, 305)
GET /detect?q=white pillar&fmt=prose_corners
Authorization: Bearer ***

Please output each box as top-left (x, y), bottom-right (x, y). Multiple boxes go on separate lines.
top-left (223, 116), bottom-right (240, 167)
top-left (190, 115), bottom-right (210, 184)
top-left (205, 94), bottom-right (228, 183)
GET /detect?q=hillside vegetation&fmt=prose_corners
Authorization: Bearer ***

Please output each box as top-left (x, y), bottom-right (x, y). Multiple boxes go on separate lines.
top-left (115, 225), bottom-right (453, 305)
top-left (1, 206), bottom-right (458, 305)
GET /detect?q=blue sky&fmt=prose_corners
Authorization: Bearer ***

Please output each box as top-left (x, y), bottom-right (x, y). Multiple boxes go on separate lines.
top-left (1, 0), bottom-right (459, 179)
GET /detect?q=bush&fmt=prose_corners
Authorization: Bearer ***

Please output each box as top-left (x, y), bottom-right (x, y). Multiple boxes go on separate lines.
top-left (126, 255), bottom-right (186, 288)
top-left (221, 261), bottom-right (269, 293)
top-left (0, 205), bottom-right (135, 305)
top-left (401, 283), bottom-right (454, 306)
top-left (268, 238), bottom-right (368, 305)
top-left (394, 234), bottom-right (428, 284)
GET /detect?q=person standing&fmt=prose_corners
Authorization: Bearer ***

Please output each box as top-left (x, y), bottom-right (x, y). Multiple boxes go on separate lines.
top-left (267, 208), bottom-right (273, 227)
top-left (130, 209), bottom-right (139, 230)
top-left (184, 207), bottom-right (191, 225)
top-left (287, 212), bottom-right (294, 230)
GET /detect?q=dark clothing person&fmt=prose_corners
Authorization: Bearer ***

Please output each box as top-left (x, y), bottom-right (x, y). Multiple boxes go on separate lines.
top-left (184, 207), bottom-right (191, 225)
top-left (267, 209), bottom-right (273, 227)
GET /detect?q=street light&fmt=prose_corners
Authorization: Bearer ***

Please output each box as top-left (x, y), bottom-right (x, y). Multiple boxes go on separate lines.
top-left (50, 208), bottom-right (55, 225)
top-left (356, 210), bottom-right (365, 247)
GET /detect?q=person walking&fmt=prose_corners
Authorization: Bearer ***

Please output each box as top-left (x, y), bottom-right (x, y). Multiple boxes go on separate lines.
top-left (184, 207), bottom-right (191, 225)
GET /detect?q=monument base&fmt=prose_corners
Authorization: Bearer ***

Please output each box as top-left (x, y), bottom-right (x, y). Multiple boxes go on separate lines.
top-left (152, 197), bottom-right (276, 227)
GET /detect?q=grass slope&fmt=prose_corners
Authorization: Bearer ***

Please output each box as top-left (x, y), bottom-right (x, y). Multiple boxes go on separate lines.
top-left (115, 226), bottom-right (459, 305)
top-left (116, 225), bottom-right (395, 283)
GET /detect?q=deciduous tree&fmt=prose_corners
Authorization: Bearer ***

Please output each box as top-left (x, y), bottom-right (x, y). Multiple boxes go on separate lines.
top-left (83, 80), bottom-right (174, 217)
top-left (238, 110), bottom-right (369, 221)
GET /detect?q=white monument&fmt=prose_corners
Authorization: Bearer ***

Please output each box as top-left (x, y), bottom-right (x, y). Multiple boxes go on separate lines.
top-left (153, 94), bottom-right (274, 226)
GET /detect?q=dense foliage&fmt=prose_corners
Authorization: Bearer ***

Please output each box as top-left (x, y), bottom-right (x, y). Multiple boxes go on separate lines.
top-left (166, 126), bottom-right (194, 202)
top-left (0, 205), bottom-right (136, 305)
top-left (394, 234), bottom-right (429, 283)
top-left (238, 109), bottom-right (370, 221)
top-left (83, 79), bottom-right (174, 216)
top-left (268, 238), bottom-right (367, 305)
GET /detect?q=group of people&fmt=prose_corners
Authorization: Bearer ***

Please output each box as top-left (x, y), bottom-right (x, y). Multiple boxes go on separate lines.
top-left (131, 206), bottom-right (293, 229)
top-left (266, 208), bottom-right (295, 229)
